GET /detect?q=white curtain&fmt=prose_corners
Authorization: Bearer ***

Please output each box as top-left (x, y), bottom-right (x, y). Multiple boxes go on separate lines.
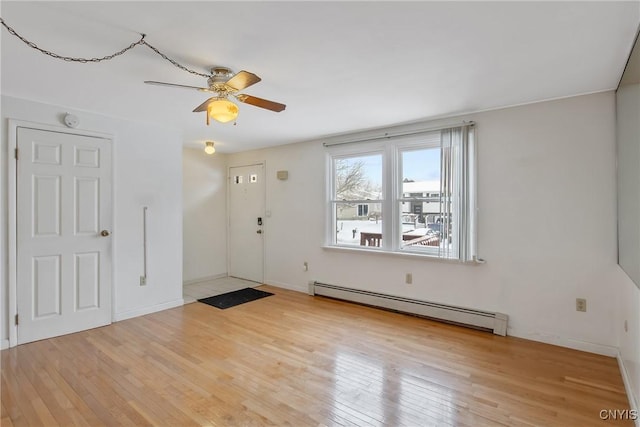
top-left (440, 124), bottom-right (476, 261)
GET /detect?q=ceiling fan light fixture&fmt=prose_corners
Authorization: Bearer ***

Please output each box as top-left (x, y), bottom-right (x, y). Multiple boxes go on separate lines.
top-left (207, 99), bottom-right (239, 123)
top-left (204, 141), bottom-right (216, 154)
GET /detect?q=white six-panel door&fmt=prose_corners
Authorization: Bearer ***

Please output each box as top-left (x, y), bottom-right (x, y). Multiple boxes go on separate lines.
top-left (16, 127), bottom-right (112, 344)
top-left (228, 164), bottom-right (265, 283)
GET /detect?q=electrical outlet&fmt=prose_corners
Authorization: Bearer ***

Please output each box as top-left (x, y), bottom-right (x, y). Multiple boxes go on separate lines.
top-left (303, 261), bottom-right (309, 272)
top-left (405, 273), bottom-right (412, 284)
top-left (140, 276), bottom-right (146, 286)
top-left (576, 298), bottom-right (586, 312)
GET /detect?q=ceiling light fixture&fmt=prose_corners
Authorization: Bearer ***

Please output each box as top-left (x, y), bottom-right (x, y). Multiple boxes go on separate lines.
top-left (204, 141), bottom-right (216, 155)
top-left (206, 98), bottom-right (239, 125)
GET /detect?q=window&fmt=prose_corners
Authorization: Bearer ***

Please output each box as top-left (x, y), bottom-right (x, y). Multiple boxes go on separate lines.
top-left (332, 153), bottom-right (383, 247)
top-left (327, 124), bottom-right (476, 261)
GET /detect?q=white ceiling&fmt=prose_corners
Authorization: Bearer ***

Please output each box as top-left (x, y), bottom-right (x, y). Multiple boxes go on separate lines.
top-left (2, 1), bottom-right (639, 153)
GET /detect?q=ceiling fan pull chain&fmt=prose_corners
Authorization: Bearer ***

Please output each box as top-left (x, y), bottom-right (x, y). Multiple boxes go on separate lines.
top-left (0, 17), bottom-right (211, 77)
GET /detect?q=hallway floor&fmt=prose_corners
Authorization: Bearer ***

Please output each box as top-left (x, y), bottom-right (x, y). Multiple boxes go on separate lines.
top-left (183, 276), bottom-right (259, 304)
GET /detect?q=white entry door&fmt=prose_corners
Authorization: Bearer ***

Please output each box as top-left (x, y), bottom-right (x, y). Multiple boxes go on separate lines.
top-left (228, 164), bottom-right (265, 283)
top-left (16, 127), bottom-right (112, 344)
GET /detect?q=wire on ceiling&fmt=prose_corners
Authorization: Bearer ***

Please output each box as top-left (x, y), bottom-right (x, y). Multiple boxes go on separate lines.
top-left (0, 17), bottom-right (212, 78)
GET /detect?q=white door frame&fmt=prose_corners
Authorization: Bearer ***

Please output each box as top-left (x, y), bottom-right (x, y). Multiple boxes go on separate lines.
top-left (226, 161), bottom-right (266, 284)
top-left (7, 119), bottom-right (115, 348)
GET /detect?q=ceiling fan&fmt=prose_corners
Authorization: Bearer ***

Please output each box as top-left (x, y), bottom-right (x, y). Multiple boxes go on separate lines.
top-left (145, 67), bottom-right (286, 125)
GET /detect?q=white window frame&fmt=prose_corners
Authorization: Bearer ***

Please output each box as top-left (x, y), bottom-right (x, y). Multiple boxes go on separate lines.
top-left (325, 125), bottom-right (476, 261)
top-left (328, 145), bottom-right (386, 251)
top-left (395, 134), bottom-right (447, 258)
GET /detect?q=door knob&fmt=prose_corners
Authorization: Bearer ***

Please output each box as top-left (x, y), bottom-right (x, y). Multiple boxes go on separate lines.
top-left (100, 230), bottom-right (110, 237)
top-left (256, 229), bottom-right (263, 234)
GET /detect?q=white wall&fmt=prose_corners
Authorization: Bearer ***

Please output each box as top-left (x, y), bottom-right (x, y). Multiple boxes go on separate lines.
top-left (228, 91), bottom-right (624, 356)
top-left (618, 270), bottom-right (640, 412)
top-left (182, 147), bottom-right (227, 283)
top-left (616, 81), bottom-right (640, 411)
top-left (1, 95), bottom-right (184, 345)
top-left (617, 83), bottom-right (640, 288)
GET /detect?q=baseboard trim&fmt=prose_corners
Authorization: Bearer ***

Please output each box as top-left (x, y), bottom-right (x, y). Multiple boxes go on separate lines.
top-left (264, 280), bottom-right (307, 293)
top-left (617, 350), bottom-right (640, 426)
top-left (183, 273), bottom-right (227, 286)
top-left (1, 339), bottom-right (9, 350)
top-left (507, 329), bottom-right (618, 357)
top-left (113, 298), bottom-right (184, 322)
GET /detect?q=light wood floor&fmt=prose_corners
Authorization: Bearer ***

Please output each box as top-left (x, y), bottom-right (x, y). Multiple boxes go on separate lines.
top-left (1, 285), bottom-right (632, 426)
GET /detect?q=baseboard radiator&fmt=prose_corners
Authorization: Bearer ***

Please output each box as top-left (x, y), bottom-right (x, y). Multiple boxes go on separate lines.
top-left (309, 281), bottom-right (508, 336)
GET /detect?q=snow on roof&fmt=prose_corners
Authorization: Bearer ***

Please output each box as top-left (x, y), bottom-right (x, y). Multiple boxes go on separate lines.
top-left (402, 180), bottom-right (441, 193)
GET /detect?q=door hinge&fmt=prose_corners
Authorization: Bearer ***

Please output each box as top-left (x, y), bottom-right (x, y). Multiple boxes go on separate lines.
top-left (14, 314), bottom-right (18, 326)
top-left (14, 148), bottom-right (18, 160)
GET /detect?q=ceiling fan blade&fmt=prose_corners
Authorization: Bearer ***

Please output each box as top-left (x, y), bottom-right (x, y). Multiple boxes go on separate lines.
top-left (224, 71), bottom-right (261, 91)
top-left (235, 94), bottom-right (286, 112)
top-left (192, 97), bottom-right (217, 112)
top-left (145, 81), bottom-right (209, 91)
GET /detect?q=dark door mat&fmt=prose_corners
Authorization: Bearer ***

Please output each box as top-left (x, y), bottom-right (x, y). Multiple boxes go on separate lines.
top-left (198, 287), bottom-right (274, 309)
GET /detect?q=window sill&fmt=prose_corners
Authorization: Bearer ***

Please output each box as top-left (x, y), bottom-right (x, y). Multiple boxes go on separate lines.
top-left (322, 245), bottom-right (484, 264)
